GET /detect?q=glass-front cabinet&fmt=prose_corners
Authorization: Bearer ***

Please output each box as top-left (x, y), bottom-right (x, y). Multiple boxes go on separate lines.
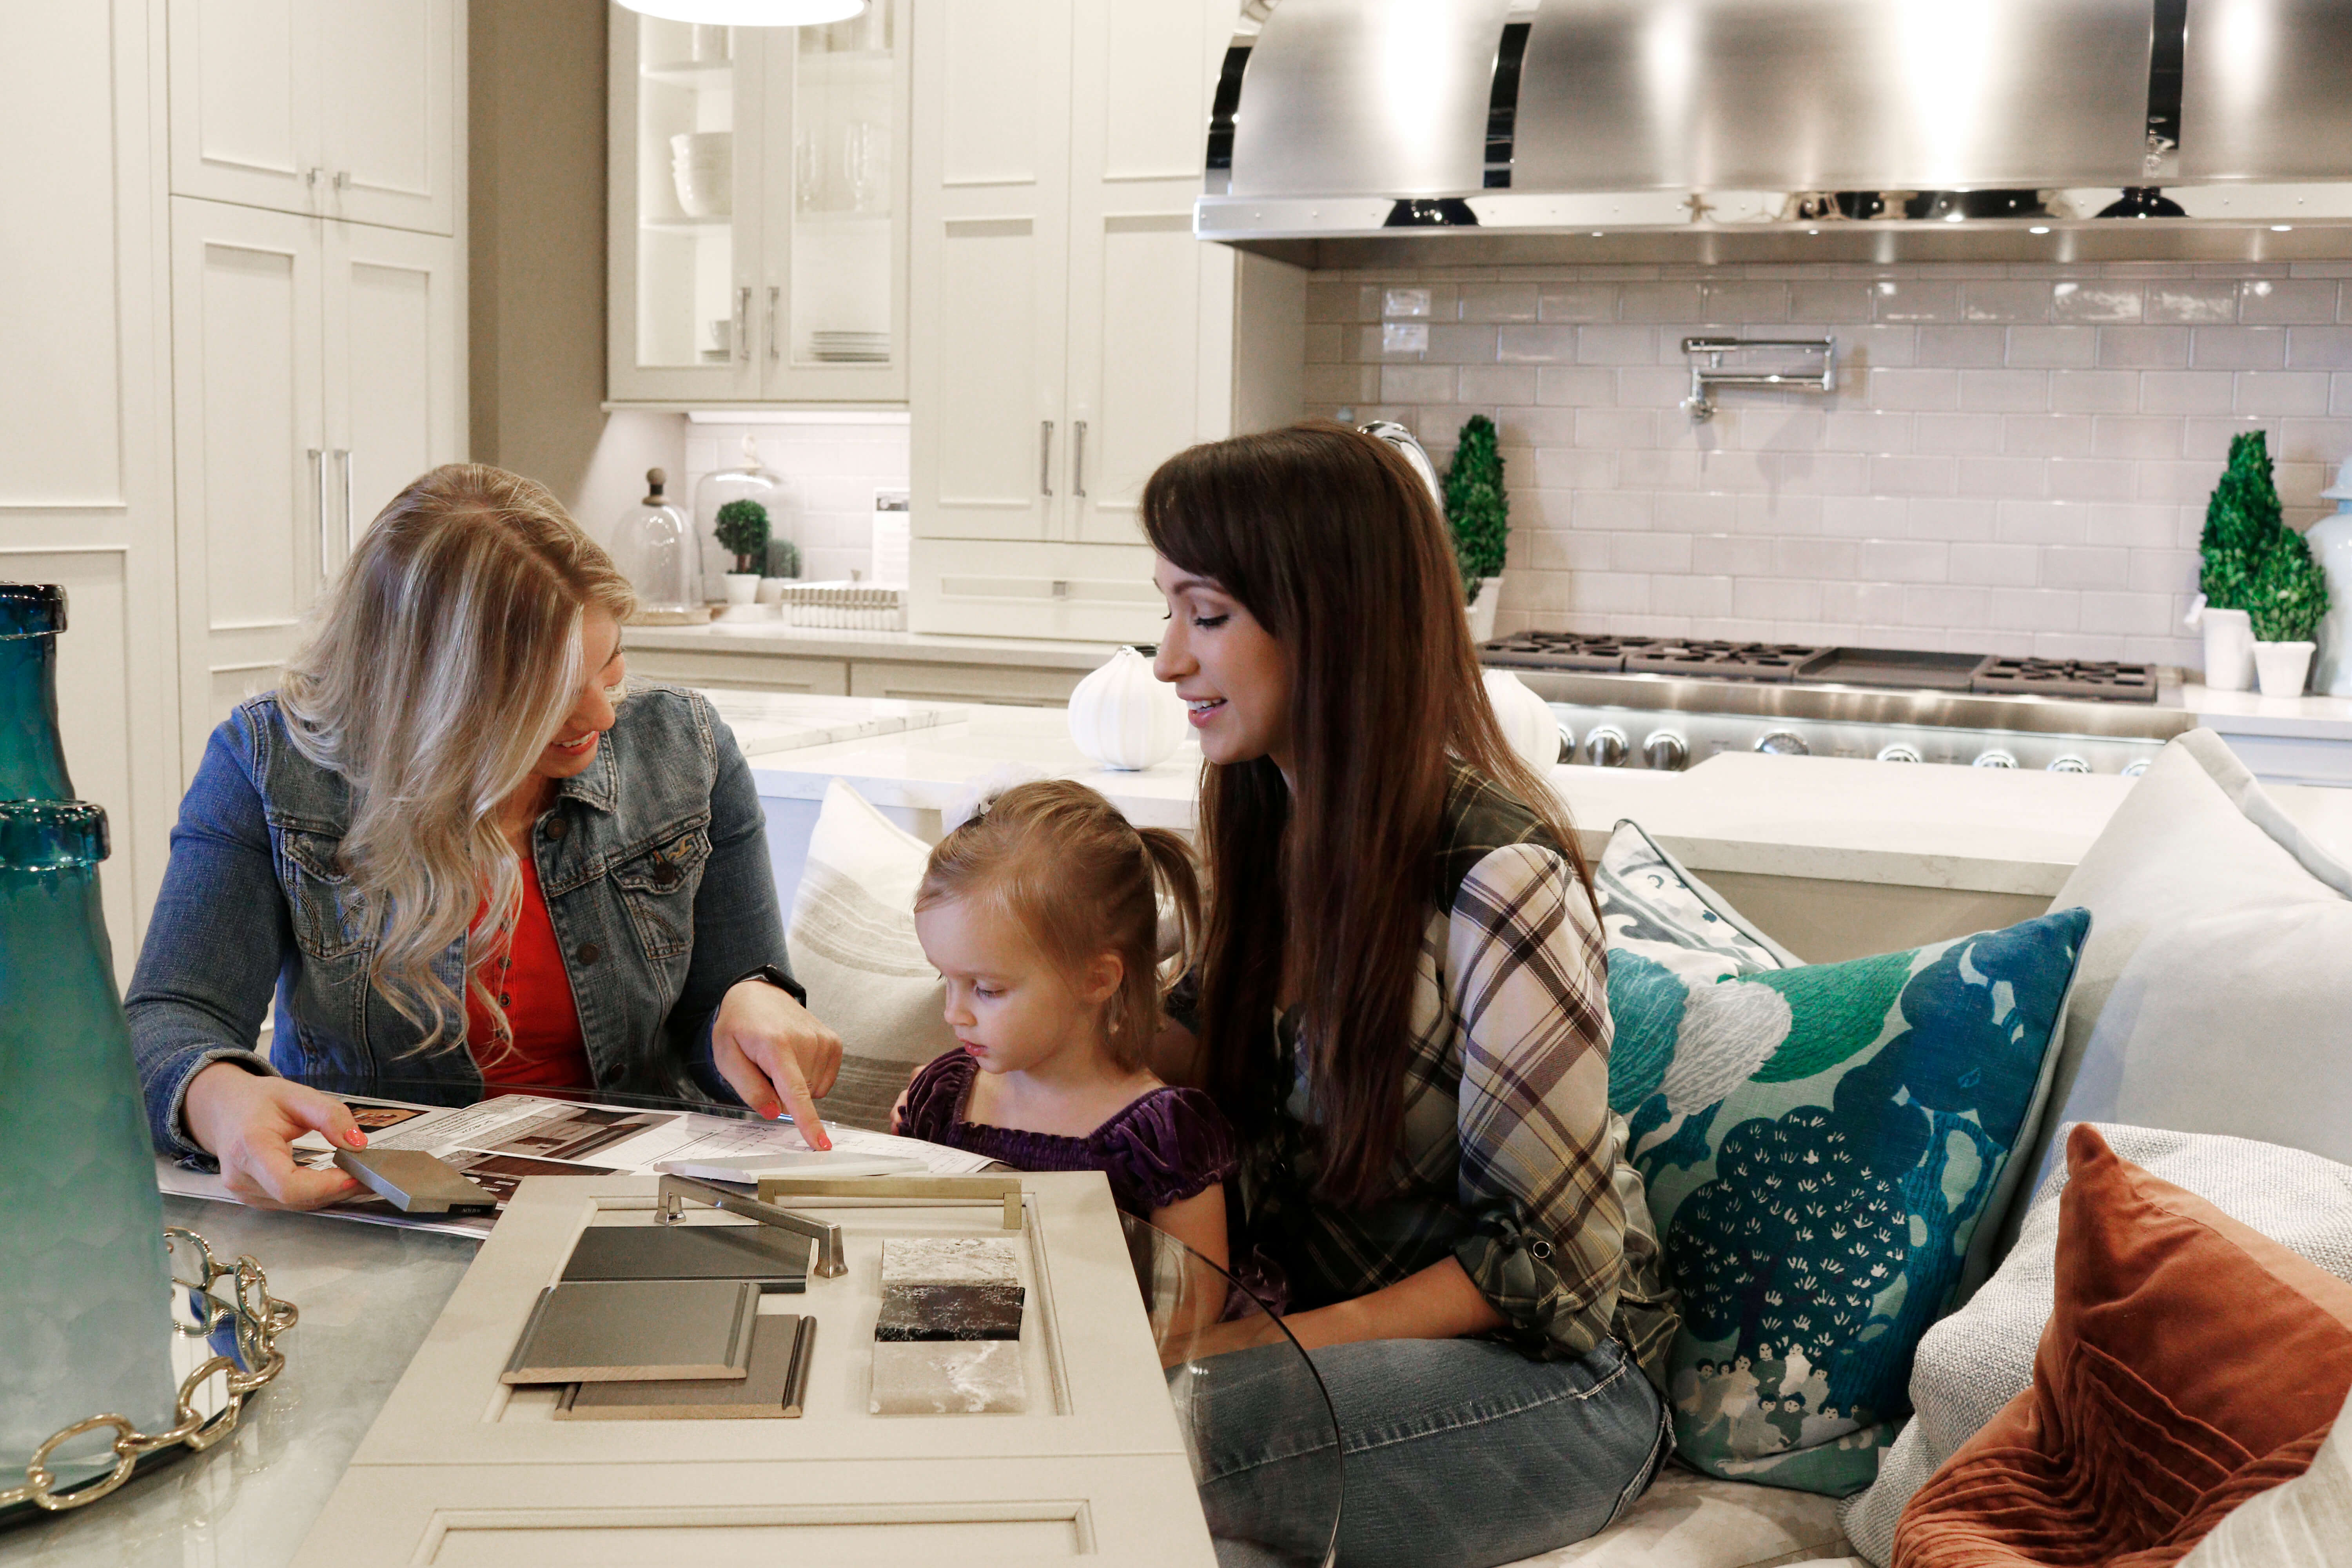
top-left (608, 4), bottom-right (907, 403)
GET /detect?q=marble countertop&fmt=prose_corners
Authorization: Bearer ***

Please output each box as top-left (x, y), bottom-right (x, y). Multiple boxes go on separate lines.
top-left (692, 689), bottom-right (964, 757)
top-left (626, 621), bottom-right (1122, 671)
top-left (2174, 680), bottom-right (2352, 740)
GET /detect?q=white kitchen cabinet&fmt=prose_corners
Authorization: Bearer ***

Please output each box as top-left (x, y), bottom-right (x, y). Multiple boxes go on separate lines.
top-left (170, 196), bottom-right (464, 773)
top-left (607, 4), bottom-right (908, 405)
top-left (167, 0), bottom-right (461, 236)
top-left (906, 0), bottom-right (1247, 642)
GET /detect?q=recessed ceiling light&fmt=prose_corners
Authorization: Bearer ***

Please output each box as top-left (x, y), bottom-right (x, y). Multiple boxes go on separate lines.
top-left (2273, 225), bottom-right (2294, 232)
top-left (2029, 225), bottom-right (2051, 234)
top-left (617, 0), bottom-right (864, 22)
top-left (1591, 230), bottom-right (1604, 238)
top-left (1807, 228), bottom-right (1820, 236)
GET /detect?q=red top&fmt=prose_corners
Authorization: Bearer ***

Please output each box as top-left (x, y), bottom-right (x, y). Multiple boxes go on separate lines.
top-left (466, 850), bottom-right (592, 1091)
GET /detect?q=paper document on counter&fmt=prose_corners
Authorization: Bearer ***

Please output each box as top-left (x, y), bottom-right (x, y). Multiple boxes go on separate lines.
top-left (158, 1091), bottom-right (998, 1239)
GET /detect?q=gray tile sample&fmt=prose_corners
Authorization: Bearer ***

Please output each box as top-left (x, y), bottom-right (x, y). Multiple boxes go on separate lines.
top-left (869, 1339), bottom-right (1028, 1414)
top-left (562, 1224), bottom-right (809, 1290)
top-left (875, 1282), bottom-right (1025, 1341)
top-left (501, 1279), bottom-right (757, 1385)
top-left (557, 1315), bottom-right (809, 1419)
top-left (879, 1236), bottom-right (1020, 1285)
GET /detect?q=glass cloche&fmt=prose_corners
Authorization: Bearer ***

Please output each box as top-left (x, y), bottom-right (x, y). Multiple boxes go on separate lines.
top-left (610, 467), bottom-right (706, 623)
top-left (696, 435), bottom-right (797, 582)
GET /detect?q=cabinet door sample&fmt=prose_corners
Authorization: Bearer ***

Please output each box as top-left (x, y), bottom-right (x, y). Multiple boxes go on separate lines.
top-left (317, 0), bottom-right (459, 234)
top-left (323, 222), bottom-right (463, 559)
top-left (167, 0), bottom-right (321, 216)
top-left (170, 198), bottom-right (326, 773)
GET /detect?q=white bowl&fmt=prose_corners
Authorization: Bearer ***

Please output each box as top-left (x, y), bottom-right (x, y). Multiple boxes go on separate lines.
top-left (669, 132), bottom-right (732, 217)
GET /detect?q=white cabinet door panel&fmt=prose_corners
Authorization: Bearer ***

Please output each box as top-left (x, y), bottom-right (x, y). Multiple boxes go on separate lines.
top-left (167, 0), bottom-right (320, 216)
top-left (324, 223), bottom-right (463, 557)
top-left (171, 199), bottom-right (325, 770)
top-left (318, 0), bottom-right (458, 234)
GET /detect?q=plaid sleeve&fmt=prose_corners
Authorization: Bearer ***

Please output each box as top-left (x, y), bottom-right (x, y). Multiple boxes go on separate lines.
top-left (1444, 841), bottom-right (1633, 1362)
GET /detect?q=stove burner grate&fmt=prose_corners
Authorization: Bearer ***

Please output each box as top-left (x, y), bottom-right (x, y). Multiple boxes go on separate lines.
top-left (1476, 633), bottom-right (1663, 672)
top-left (1969, 656), bottom-right (2158, 704)
top-left (1621, 640), bottom-right (1832, 682)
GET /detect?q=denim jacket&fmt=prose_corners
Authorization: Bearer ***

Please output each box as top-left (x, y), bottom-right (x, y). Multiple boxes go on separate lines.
top-left (128, 683), bottom-right (799, 1157)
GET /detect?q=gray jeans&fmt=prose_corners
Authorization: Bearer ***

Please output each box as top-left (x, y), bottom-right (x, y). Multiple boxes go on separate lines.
top-left (1191, 1334), bottom-right (1671, 1568)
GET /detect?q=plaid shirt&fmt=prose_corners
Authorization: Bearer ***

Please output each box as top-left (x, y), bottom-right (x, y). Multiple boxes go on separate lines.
top-left (1230, 770), bottom-right (1679, 1388)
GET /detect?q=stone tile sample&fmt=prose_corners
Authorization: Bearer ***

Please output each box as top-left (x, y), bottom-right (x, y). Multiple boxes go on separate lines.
top-left (879, 1236), bottom-right (1020, 1286)
top-left (869, 1339), bottom-right (1027, 1415)
top-left (875, 1282), bottom-right (1025, 1341)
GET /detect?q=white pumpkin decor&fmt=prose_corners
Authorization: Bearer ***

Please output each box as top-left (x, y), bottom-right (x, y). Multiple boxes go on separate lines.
top-left (1067, 646), bottom-right (1187, 771)
top-left (1483, 670), bottom-right (1563, 772)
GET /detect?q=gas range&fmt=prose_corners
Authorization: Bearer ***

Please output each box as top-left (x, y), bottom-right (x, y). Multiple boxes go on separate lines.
top-left (1481, 633), bottom-right (2190, 775)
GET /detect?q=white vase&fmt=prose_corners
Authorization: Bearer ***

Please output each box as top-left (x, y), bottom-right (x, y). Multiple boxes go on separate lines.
top-left (721, 572), bottom-right (760, 606)
top-left (1067, 646), bottom-right (1185, 771)
top-left (2305, 512), bottom-right (2352, 696)
top-left (2254, 639), bottom-right (2316, 698)
top-left (1482, 670), bottom-right (1563, 771)
top-left (1466, 575), bottom-right (1503, 645)
top-left (2201, 606), bottom-right (2256, 691)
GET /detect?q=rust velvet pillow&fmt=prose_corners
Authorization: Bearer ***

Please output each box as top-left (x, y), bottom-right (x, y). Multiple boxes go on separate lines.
top-left (1893, 1123), bottom-right (2352, 1567)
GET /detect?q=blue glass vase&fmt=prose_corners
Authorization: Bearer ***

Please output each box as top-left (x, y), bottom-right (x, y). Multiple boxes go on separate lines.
top-left (0, 584), bottom-right (175, 1486)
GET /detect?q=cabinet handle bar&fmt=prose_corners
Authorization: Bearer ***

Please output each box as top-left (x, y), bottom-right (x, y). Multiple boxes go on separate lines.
top-left (1073, 420), bottom-right (1087, 500)
top-left (1040, 420), bottom-right (1054, 498)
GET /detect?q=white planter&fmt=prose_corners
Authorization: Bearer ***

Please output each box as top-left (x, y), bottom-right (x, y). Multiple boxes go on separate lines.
top-left (1466, 575), bottom-right (1503, 645)
top-left (2305, 512), bottom-right (2352, 695)
top-left (1482, 670), bottom-right (1563, 771)
top-left (2201, 606), bottom-right (2256, 691)
top-left (721, 572), bottom-right (760, 606)
top-left (1067, 646), bottom-right (1185, 771)
top-left (2254, 639), bottom-right (2316, 698)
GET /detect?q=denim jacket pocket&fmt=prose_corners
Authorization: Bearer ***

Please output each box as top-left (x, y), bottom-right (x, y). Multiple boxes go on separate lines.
top-left (279, 829), bottom-right (371, 962)
top-left (610, 826), bottom-right (710, 962)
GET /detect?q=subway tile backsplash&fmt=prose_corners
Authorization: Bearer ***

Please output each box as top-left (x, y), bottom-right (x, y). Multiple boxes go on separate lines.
top-left (1306, 260), bottom-right (2352, 666)
top-left (682, 417), bottom-right (910, 587)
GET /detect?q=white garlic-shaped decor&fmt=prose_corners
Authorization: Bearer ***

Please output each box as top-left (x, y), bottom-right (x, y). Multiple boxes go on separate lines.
top-left (1483, 670), bottom-right (1564, 771)
top-left (1068, 646), bottom-right (1187, 771)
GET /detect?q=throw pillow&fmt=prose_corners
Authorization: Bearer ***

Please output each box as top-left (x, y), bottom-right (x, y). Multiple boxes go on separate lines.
top-left (1606, 903), bottom-right (2089, 1497)
top-left (2012, 728), bottom-right (2352, 1207)
top-left (1840, 1123), bottom-right (2352, 1566)
top-left (2180, 1383), bottom-right (2352, 1567)
top-left (785, 779), bottom-right (955, 1131)
top-left (1594, 818), bottom-right (1800, 983)
top-left (1893, 1124), bottom-right (2352, 1567)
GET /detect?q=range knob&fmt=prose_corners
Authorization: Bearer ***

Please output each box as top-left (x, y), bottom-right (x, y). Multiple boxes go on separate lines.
top-left (1584, 724), bottom-right (1629, 767)
top-left (1642, 730), bottom-right (1688, 771)
top-left (1555, 720), bottom-right (1577, 765)
top-left (2122, 759), bottom-right (2151, 779)
top-left (1753, 729), bottom-right (1810, 757)
top-left (1876, 743), bottom-right (1923, 764)
top-left (2047, 754), bottom-right (2091, 774)
top-left (1973, 749), bottom-right (2018, 769)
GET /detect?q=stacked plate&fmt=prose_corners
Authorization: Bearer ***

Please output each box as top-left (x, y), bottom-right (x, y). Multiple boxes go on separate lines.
top-left (809, 330), bottom-right (889, 363)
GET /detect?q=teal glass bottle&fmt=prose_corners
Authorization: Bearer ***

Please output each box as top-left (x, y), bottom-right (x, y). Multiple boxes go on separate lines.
top-left (0, 584), bottom-right (175, 1485)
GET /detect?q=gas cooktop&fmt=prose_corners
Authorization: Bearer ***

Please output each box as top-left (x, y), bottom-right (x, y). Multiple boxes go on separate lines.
top-left (1480, 632), bottom-right (2160, 703)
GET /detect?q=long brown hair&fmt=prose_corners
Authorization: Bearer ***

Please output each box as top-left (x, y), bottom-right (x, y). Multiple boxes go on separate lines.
top-left (1141, 420), bottom-right (1593, 1205)
top-left (915, 779), bottom-right (1203, 1071)
top-left (279, 463), bottom-right (635, 1050)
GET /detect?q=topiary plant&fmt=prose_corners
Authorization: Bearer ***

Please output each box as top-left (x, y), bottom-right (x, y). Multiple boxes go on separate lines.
top-left (713, 498), bottom-right (770, 575)
top-left (2246, 525), bottom-right (2330, 643)
top-left (1444, 413), bottom-right (1509, 603)
top-left (2200, 430), bottom-right (2283, 612)
top-left (765, 536), bottom-right (801, 579)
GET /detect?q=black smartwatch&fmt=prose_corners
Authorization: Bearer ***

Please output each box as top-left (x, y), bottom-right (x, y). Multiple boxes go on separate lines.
top-left (728, 962), bottom-right (807, 1007)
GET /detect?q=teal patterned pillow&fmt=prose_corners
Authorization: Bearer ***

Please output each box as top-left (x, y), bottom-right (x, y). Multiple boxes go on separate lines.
top-left (1599, 835), bottom-right (2088, 1497)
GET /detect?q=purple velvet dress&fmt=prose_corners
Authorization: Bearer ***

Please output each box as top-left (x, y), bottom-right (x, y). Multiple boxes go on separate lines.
top-left (896, 1049), bottom-right (1239, 1220)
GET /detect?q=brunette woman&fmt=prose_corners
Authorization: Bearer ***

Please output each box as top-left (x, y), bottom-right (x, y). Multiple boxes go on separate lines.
top-left (130, 465), bottom-right (841, 1209)
top-left (1144, 423), bottom-right (1678, 1567)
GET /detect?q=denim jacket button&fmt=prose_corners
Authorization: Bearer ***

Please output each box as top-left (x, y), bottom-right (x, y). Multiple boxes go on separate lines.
top-left (544, 817), bottom-right (570, 841)
top-left (574, 942), bottom-right (601, 965)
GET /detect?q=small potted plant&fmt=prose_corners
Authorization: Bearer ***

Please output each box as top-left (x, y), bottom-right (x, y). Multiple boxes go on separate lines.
top-left (2196, 432), bottom-right (2281, 690)
top-left (1444, 413), bottom-right (1509, 643)
top-left (713, 498), bottom-right (770, 608)
top-left (2248, 522), bottom-right (2330, 697)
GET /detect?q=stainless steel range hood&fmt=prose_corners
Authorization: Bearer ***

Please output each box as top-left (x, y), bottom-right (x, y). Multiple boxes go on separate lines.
top-left (1196, 0), bottom-right (2352, 266)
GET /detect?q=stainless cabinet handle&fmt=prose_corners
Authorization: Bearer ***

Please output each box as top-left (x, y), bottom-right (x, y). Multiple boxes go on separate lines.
top-left (336, 449), bottom-right (354, 546)
top-left (333, 169), bottom-right (350, 191)
top-left (1040, 420), bottom-right (1054, 497)
top-left (309, 448), bottom-right (328, 583)
top-left (1072, 420), bottom-right (1087, 499)
top-left (766, 285), bottom-right (780, 365)
top-left (306, 167), bottom-right (323, 187)
top-left (735, 286), bottom-right (751, 363)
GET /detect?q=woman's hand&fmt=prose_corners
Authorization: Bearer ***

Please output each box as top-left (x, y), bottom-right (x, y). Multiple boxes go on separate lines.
top-left (711, 980), bottom-right (843, 1149)
top-left (182, 1063), bottom-right (369, 1211)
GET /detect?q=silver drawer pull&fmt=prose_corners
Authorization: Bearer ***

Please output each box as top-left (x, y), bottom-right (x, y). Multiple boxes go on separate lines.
top-left (1040, 419), bottom-right (1055, 497)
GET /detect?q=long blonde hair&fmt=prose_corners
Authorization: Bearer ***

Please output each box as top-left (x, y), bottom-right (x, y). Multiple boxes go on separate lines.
top-left (915, 780), bottom-right (1202, 1071)
top-left (278, 463), bottom-right (636, 1050)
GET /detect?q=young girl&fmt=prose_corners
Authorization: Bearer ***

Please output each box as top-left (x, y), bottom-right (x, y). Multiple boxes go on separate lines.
top-left (890, 779), bottom-right (1234, 1272)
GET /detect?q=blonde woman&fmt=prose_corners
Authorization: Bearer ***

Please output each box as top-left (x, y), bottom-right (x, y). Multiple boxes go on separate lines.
top-left (129, 465), bottom-right (842, 1210)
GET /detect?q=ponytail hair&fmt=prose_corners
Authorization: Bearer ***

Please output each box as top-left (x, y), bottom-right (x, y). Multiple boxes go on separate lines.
top-left (915, 779), bottom-right (1201, 1070)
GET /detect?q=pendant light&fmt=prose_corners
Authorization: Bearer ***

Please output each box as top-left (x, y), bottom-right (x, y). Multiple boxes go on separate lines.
top-left (616, 0), bottom-right (865, 25)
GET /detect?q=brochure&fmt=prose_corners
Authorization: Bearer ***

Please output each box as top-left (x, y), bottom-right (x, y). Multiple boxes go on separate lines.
top-left (156, 1091), bottom-right (998, 1240)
